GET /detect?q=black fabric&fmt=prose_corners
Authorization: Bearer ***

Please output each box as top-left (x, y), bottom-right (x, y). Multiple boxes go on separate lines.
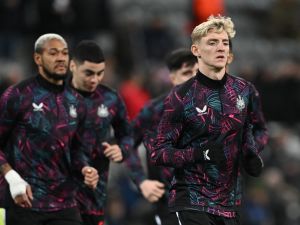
top-left (193, 143), bottom-right (227, 168)
top-left (196, 71), bottom-right (227, 89)
top-left (6, 206), bottom-right (82, 225)
top-left (242, 152), bottom-right (264, 177)
top-left (81, 213), bottom-right (104, 225)
top-left (152, 201), bottom-right (179, 225)
top-left (36, 74), bottom-right (65, 93)
top-left (176, 210), bottom-right (240, 225)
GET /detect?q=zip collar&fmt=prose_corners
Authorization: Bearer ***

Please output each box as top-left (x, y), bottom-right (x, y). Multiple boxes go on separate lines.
top-left (36, 74), bottom-right (65, 93)
top-left (196, 70), bottom-right (227, 89)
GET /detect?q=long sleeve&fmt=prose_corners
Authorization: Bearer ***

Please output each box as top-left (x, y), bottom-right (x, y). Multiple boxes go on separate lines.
top-left (112, 95), bottom-right (146, 186)
top-left (127, 94), bottom-right (174, 187)
top-left (70, 102), bottom-right (91, 173)
top-left (148, 88), bottom-right (200, 168)
top-left (125, 100), bottom-right (161, 186)
top-left (242, 83), bottom-right (268, 155)
top-left (0, 86), bottom-right (19, 167)
top-left (112, 94), bottom-right (134, 161)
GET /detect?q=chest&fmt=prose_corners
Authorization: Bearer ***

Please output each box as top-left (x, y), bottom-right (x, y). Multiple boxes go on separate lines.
top-left (183, 87), bottom-right (249, 132)
top-left (85, 97), bottom-right (118, 131)
top-left (19, 94), bottom-right (80, 135)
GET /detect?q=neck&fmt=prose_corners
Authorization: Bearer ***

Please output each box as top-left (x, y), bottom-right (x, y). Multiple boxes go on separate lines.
top-left (198, 65), bottom-right (226, 80)
top-left (71, 77), bottom-right (79, 90)
top-left (39, 70), bottom-right (64, 85)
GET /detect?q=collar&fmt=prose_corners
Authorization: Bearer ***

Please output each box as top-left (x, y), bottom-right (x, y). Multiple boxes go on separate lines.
top-left (36, 74), bottom-right (65, 93)
top-left (195, 70), bottom-right (227, 89)
top-left (67, 77), bottom-right (93, 97)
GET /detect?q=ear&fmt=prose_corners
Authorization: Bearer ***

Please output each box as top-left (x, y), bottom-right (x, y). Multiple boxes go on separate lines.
top-left (69, 60), bottom-right (76, 72)
top-left (191, 44), bottom-right (200, 58)
top-left (227, 53), bottom-right (234, 65)
top-left (34, 53), bottom-right (42, 66)
top-left (169, 73), bottom-right (176, 85)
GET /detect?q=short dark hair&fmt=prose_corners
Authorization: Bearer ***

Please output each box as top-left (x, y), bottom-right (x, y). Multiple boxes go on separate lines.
top-left (165, 48), bottom-right (197, 71)
top-left (72, 40), bottom-right (105, 64)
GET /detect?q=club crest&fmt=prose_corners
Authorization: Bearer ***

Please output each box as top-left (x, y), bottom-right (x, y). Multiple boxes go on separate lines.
top-left (236, 95), bottom-right (245, 111)
top-left (97, 104), bottom-right (109, 118)
top-left (69, 105), bottom-right (77, 118)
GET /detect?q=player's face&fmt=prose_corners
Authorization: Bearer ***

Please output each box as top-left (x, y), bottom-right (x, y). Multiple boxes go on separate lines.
top-left (71, 60), bottom-right (105, 92)
top-left (170, 63), bottom-right (198, 86)
top-left (192, 29), bottom-right (229, 72)
top-left (34, 39), bottom-right (69, 81)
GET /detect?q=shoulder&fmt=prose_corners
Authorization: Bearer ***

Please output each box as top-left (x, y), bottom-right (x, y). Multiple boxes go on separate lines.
top-left (148, 94), bottom-right (167, 108)
top-left (172, 76), bottom-right (196, 99)
top-left (0, 76), bottom-right (37, 111)
top-left (138, 94), bottom-right (166, 115)
top-left (226, 73), bottom-right (253, 86)
top-left (226, 74), bottom-right (256, 90)
top-left (13, 76), bottom-right (36, 91)
top-left (97, 84), bottom-right (119, 97)
top-left (226, 74), bottom-right (260, 100)
top-left (97, 84), bottom-right (126, 108)
top-left (64, 85), bottom-right (85, 102)
top-left (1, 76), bottom-right (36, 99)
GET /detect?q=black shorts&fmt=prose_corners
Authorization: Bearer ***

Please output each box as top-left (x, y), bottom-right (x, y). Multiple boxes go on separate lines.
top-left (176, 210), bottom-right (240, 225)
top-left (81, 213), bottom-right (104, 225)
top-left (6, 206), bottom-right (82, 225)
top-left (153, 202), bottom-right (179, 225)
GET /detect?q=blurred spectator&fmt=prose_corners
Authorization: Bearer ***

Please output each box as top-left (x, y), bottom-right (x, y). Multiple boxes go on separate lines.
top-left (71, 0), bottom-right (113, 33)
top-left (119, 71), bottom-right (151, 120)
top-left (266, 0), bottom-right (300, 39)
top-left (143, 16), bottom-right (177, 64)
top-left (0, 0), bottom-right (25, 59)
top-left (189, 0), bottom-right (225, 30)
top-left (255, 61), bottom-right (300, 123)
top-left (34, 0), bottom-right (74, 34)
top-left (0, 62), bottom-right (24, 95)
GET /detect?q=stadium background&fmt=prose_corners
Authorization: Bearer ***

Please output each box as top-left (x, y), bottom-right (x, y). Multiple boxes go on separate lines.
top-left (1, 0), bottom-right (300, 225)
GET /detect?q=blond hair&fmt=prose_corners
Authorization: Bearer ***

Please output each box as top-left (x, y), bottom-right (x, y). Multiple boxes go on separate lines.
top-left (191, 15), bottom-right (236, 44)
top-left (34, 33), bottom-right (67, 53)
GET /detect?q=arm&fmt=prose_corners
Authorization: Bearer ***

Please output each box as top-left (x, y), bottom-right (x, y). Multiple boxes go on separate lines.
top-left (0, 87), bottom-right (33, 207)
top-left (242, 84), bottom-right (269, 155)
top-left (0, 163), bottom-right (13, 176)
top-left (71, 101), bottom-right (98, 189)
top-left (111, 94), bottom-right (135, 162)
top-left (146, 89), bottom-right (219, 168)
top-left (124, 104), bottom-right (151, 186)
top-left (126, 103), bottom-right (165, 201)
top-left (242, 84), bottom-right (269, 177)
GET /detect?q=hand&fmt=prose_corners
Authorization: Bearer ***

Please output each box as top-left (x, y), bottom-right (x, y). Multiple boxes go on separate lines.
top-left (139, 180), bottom-right (165, 203)
top-left (82, 166), bottom-right (99, 189)
top-left (4, 169), bottom-right (33, 208)
top-left (102, 142), bottom-right (123, 162)
top-left (243, 151), bottom-right (264, 177)
top-left (14, 186), bottom-right (33, 208)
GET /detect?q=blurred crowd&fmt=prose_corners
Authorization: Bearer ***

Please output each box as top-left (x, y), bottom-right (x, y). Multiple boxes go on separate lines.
top-left (1, 0), bottom-right (300, 225)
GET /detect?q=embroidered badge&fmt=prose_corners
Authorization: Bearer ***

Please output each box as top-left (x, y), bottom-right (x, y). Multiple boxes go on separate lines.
top-left (69, 105), bottom-right (77, 118)
top-left (236, 95), bottom-right (245, 111)
top-left (97, 104), bottom-right (109, 118)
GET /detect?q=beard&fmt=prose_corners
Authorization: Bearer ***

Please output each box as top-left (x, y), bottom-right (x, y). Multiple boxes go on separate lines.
top-left (43, 66), bottom-right (68, 81)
